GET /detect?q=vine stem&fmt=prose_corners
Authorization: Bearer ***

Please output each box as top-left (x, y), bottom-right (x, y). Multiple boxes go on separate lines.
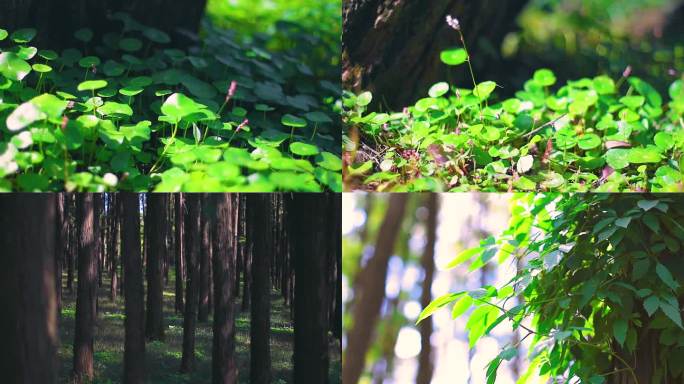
top-left (149, 122), bottom-right (178, 174)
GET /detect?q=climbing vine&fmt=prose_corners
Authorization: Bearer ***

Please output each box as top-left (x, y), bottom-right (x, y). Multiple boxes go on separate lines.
top-left (419, 193), bottom-right (684, 383)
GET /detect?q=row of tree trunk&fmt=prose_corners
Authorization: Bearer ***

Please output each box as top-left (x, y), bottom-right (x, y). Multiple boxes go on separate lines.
top-left (1, 193), bottom-right (340, 384)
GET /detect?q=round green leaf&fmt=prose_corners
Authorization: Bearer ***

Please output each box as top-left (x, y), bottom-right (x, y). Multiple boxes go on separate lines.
top-left (160, 93), bottom-right (201, 123)
top-left (78, 80), bottom-right (108, 92)
top-left (628, 147), bottom-right (662, 164)
top-left (0, 29), bottom-right (7, 41)
top-left (281, 114), bottom-right (307, 128)
top-left (11, 28), bottom-right (37, 43)
top-left (0, 52), bottom-right (32, 81)
top-left (533, 68), bottom-right (556, 86)
top-left (429, 82), bottom-right (450, 98)
top-left (356, 91), bottom-right (372, 107)
top-left (78, 56), bottom-right (101, 68)
top-left (289, 142), bottom-right (319, 156)
top-left (119, 37), bottom-right (143, 52)
top-left (578, 133), bottom-right (601, 150)
top-left (473, 81), bottom-right (497, 100)
top-left (32, 63), bottom-right (52, 73)
top-left (654, 132), bottom-right (673, 151)
top-left (440, 48), bottom-right (468, 66)
top-left (74, 28), bottom-right (93, 43)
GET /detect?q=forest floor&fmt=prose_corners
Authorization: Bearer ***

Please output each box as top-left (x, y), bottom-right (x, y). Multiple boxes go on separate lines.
top-left (57, 272), bottom-right (341, 383)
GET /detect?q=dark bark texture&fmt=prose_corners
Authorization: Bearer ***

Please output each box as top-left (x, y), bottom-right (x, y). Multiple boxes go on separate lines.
top-left (0, 195), bottom-right (58, 384)
top-left (342, 0), bottom-right (528, 109)
top-left (181, 194), bottom-right (201, 373)
top-left (249, 194), bottom-right (272, 384)
top-left (290, 194), bottom-right (336, 383)
top-left (146, 194), bottom-right (166, 341)
top-left (211, 194), bottom-right (238, 384)
top-left (73, 194), bottom-right (97, 383)
top-left (122, 193), bottom-right (146, 384)
top-left (0, 0), bottom-right (208, 48)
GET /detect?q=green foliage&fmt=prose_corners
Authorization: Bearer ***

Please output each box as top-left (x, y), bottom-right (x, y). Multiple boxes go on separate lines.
top-left (343, 64), bottom-right (684, 191)
top-left (419, 194), bottom-right (684, 383)
top-left (0, 11), bottom-right (340, 191)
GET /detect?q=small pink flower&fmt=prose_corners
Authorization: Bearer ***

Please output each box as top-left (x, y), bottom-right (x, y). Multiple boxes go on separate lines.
top-left (446, 15), bottom-right (460, 31)
top-left (236, 119), bottom-right (249, 133)
top-left (226, 80), bottom-right (238, 102)
top-left (622, 65), bottom-right (632, 78)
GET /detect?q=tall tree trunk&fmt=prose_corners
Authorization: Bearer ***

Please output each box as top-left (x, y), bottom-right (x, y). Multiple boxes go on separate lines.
top-left (416, 195), bottom-right (438, 384)
top-left (67, 194), bottom-right (76, 294)
top-left (211, 194), bottom-right (238, 384)
top-left (122, 193), bottom-right (146, 384)
top-left (175, 193), bottom-right (185, 313)
top-left (146, 194), bottom-right (166, 341)
top-left (249, 194), bottom-right (272, 384)
top-left (93, 194), bottom-right (102, 313)
top-left (110, 194), bottom-right (120, 302)
top-left (241, 196), bottom-right (252, 312)
top-left (199, 198), bottom-right (212, 323)
top-left (73, 194), bottom-right (97, 383)
top-left (342, 194), bottom-right (409, 384)
top-left (56, 193), bottom-right (67, 316)
top-left (0, 195), bottom-right (58, 383)
top-left (342, 0), bottom-right (528, 109)
top-left (0, 0), bottom-right (208, 48)
top-left (180, 194), bottom-right (201, 373)
top-left (290, 194), bottom-right (336, 383)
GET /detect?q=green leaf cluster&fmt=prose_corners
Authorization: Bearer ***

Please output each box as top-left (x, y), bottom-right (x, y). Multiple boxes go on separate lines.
top-left (0, 12), bottom-right (340, 191)
top-left (343, 64), bottom-right (684, 192)
top-left (419, 194), bottom-right (684, 383)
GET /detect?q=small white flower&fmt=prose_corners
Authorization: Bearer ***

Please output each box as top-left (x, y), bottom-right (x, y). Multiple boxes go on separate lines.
top-left (446, 15), bottom-right (460, 31)
top-left (103, 173), bottom-right (118, 187)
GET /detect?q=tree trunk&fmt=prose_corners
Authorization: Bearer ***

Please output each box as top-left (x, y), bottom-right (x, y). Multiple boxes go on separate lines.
top-left (146, 194), bottom-right (166, 341)
top-left (342, 194), bottom-right (409, 384)
top-left (416, 195), bottom-right (438, 384)
top-left (175, 193), bottom-right (185, 313)
top-left (73, 194), bottom-right (97, 383)
top-left (0, 195), bottom-right (58, 384)
top-left (56, 193), bottom-right (67, 316)
top-left (180, 194), bottom-right (201, 373)
top-left (110, 194), bottom-right (120, 302)
top-left (0, 0), bottom-right (208, 48)
top-left (241, 196), bottom-right (252, 312)
top-left (342, 0), bottom-right (528, 109)
top-left (290, 194), bottom-right (335, 383)
top-left (211, 194), bottom-right (238, 384)
top-left (67, 194), bottom-right (77, 294)
top-left (122, 193), bottom-right (146, 384)
top-left (249, 194), bottom-right (272, 384)
top-left (199, 198), bottom-right (212, 323)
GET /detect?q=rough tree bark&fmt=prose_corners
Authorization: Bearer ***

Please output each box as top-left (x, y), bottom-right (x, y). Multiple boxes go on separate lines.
top-left (416, 194), bottom-right (438, 384)
top-left (0, 0), bottom-right (208, 48)
top-left (181, 194), bottom-right (201, 373)
top-left (290, 193), bottom-right (336, 383)
top-left (56, 193), bottom-right (67, 315)
top-left (342, 0), bottom-right (528, 109)
top-left (146, 194), bottom-right (166, 341)
top-left (249, 194), bottom-right (272, 384)
top-left (199, 197), bottom-right (212, 323)
top-left (211, 194), bottom-right (238, 384)
top-left (175, 193), bottom-right (185, 313)
top-left (122, 193), bottom-right (146, 384)
top-left (342, 194), bottom-right (409, 384)
top-left (109, 193), bottom-right (120, 302)
top-left (73, 194), bottom-right (97, 383)
top-left (1, 195), bottom-right (58, 384)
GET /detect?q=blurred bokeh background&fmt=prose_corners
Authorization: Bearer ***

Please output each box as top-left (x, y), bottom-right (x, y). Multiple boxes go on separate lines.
top-left (508, 0), bottom-right (684, 93)
top-left (343, 194), bottom-right (541, 384)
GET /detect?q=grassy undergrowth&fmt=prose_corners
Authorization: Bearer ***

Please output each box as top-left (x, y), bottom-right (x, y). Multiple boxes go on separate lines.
top-left (343, 17), bottom-right (684, 192)
top-left (57, 273), bottom-right (341, 383)
top-left (0, 6), bottom-right (341, 192)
